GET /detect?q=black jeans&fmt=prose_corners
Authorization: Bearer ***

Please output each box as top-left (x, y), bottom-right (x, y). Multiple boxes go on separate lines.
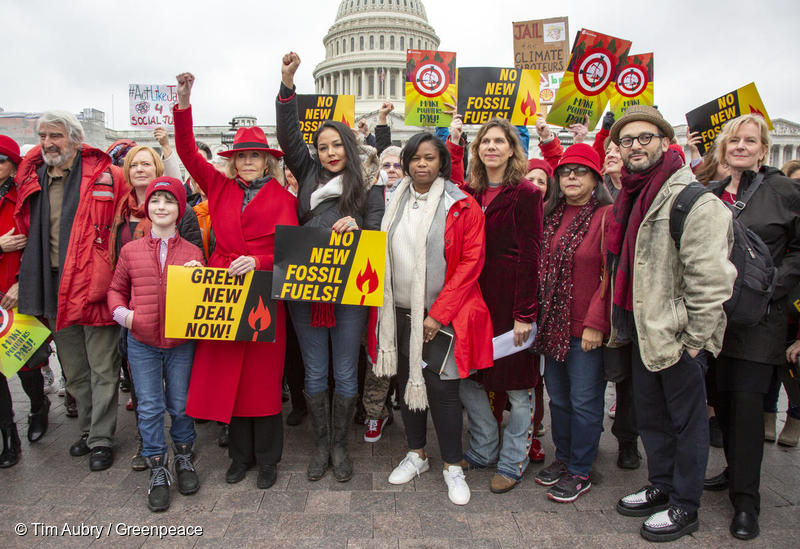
top-left (228, 414), bottom-right (283, 466)
top-left (605, 344), bottom-right (638, 444)
top-left (632, 347), bottom-right (709, 515)
top-left (396, 310), bottom-right (462, 464)
top-left (0, 368), bottom-right (45, 427)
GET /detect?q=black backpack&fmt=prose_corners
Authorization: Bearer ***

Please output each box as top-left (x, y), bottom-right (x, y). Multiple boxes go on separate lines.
top-left (669, 175), bottom-right (776, 327)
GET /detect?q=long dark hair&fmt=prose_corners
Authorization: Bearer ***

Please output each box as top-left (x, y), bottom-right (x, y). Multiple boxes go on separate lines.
top-left (401, 132), bottom-right (451, 181)
top-left (544, 171), bottom-right (613, 217)
top-left (312, 120), bottom-right (365, 217)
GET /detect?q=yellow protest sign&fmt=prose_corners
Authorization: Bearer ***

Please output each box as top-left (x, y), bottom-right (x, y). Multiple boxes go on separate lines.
top-left (685, 83), bottom-right (773, 155)
top-left (0, 308), bottom-right (50, 379)
top-left (405, 50), bottom-right (457, 127)
top-left (546, 29), bottom-right (632, 130)
top-left (272, 226), bottom-right (386, 307)
top-left (457, 67), bottom-right (541, 126)
top-left (296, 94), bottom-right (355, 144)
top-left (165, 267), bottom-right (276, 342)
top-left (609, 53), bottom-right (654, 119)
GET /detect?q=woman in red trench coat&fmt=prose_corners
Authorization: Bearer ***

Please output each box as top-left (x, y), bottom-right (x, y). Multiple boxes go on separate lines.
top-left (173, 73), bottom-right (298, 489)
top-left (448, 117), bottom-right (543, 494)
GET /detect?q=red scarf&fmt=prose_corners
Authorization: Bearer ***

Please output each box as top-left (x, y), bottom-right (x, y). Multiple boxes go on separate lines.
top-left (110, 189), bottom-right (152, 263)
top-left (606, 148), bottom-right (683, 311)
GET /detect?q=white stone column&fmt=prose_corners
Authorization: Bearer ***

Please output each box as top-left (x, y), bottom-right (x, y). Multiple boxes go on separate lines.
top-left (373, 69), bottom-right (379, 98)
top-left (349, 70), bottom-right (355, 96)
top-left (361, 68), bottom-right (366, 99)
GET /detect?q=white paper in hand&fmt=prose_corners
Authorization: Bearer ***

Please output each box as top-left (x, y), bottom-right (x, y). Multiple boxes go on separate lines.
top-left (492, 323), bottom-right (537, 361)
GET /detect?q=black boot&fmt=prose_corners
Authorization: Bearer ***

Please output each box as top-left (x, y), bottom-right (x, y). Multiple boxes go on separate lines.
top-left (27, 396), bottom-right (50, 443)
top-left (305, 390), bottom-right (330, 481)
top-left (0, 425), bottom-right (21, 468)
top-left (617, 439), bottom-right (641, 470)
top-left (145, 454), bottom-right (172, 512)
top-left (173, 442), bottom-right (200, 495)
top-left (217, 424), bottom-right (229, 448)
top-left (331, 392), bottom-right (357, 482)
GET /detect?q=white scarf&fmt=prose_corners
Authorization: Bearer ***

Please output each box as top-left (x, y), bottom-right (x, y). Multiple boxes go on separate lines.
top-left (375, 176), bottom-right (445, 411)
top-left (310, 175), bottom-right (343, 210)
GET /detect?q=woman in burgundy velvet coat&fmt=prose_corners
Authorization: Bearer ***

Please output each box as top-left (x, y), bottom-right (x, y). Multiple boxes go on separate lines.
top-left (448, 117), bottom-right (543, 493)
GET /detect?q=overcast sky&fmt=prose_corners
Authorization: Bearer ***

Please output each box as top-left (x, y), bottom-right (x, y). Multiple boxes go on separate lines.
top-left (2, 0), bottom-right (796, 130)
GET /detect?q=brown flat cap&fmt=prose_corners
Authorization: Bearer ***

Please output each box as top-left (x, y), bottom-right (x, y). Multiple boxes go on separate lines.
top-left (609, 105), bottom-right (674, 145)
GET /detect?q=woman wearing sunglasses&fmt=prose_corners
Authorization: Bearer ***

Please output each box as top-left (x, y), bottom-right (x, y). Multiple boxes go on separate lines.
top-left (533, 143), bottom-right (613, 503)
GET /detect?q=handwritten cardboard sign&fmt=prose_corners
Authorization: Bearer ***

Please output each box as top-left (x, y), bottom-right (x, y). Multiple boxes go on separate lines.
top-left (512, 17), bottom-right (570, 105)
top-left (129, 84), bottom-right (178, 129)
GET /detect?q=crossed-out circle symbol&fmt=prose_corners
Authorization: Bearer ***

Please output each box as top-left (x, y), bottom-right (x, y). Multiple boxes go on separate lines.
top-left (0, 307), bottom-right (13, 338)
top-left (413, 63), bottom-right (448, 97)
top-left (574, 49), bottom-right (613, 96)
top-left (616, 65), bottom-right (648, 98)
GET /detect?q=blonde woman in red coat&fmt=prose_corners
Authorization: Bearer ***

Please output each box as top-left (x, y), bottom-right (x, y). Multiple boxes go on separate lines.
top-left (174, 73), bottom-right (299, 490)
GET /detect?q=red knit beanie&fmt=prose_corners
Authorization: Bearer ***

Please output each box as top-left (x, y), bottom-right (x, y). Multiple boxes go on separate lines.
top-left (668, 144), bottom-right (686, 165)
top-left (144, 176), bottom-right (187, 222)
top-left (556, 143), bottom-right (602, 180)
top-left (527, 158), bottom-right (553, 177)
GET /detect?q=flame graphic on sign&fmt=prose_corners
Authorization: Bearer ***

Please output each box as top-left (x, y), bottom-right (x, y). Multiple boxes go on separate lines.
top-left (247, 297), bottom-right (271, 342)
top-left (749, 105), bottom-right (766, 119)
top-left (356, 259), bottom-right (379, 305)
top-left (519, 90), bottom-right (537, 125)
top-left (341, 115), bottom-right (350, 127)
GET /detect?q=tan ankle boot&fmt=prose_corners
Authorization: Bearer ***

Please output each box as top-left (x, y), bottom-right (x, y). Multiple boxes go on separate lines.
top-left (778, 416), bottom-right (800, 447)
top-left (764, 412), bottom-right (777, 442)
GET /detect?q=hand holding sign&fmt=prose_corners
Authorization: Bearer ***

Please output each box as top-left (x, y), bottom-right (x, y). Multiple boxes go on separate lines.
top-left (535, 114), bottom-right (552, 141)
top-left (282, 52), bottom-right (301, 89)
top-left (332, 216), bottom-right (359, 234)
top-left (0, 283), bottom-right (19, 310)
top-left (228, 256), bottom-right (257, 276)
top-left (686, 127), bottom-right (703, 159)
top-left (175, 72), bottom-right (194, 109)
top-left (449, 115), bottom-right (463, 145)
top-left (568, 115), bottom-right (590, 144)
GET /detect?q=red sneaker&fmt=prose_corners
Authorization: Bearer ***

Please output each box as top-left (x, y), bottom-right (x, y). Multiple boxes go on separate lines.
top-left (125, 398), bottom-right (134, 411)
top-left (608, 401), bottom-right (617, 419)
top-left (364, 417), bottom-right (389, 442)
top-left (529, 438), bottom-right (545, 463)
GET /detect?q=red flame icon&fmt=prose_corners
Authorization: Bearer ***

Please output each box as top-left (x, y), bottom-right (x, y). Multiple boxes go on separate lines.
top-left (247, 297), bottom-right (271, 342)
top-left (749, 105), bottom-right (766, 120)
top-left (519, 90), bottom-right (537, 125)
top-left (355, 259), bottom-right (379, 305)
top-left (341, 115), bottom-right (350, 127)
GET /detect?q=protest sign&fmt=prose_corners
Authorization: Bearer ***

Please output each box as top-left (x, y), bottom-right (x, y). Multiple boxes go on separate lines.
top-left (405, 50), bottom-right (457, 127)
top-left (457, 68), bottom-right (541, 125)
top-left (0, 308), bottom-right (50, 379)
top-left (272, 227), bottom-right (386, 307)
top-left (546, 29), bottom-right (631, 130)
top-left (165, 267), bottom-right (276, 342)
top-left (296, 94), bottom-right (355, 144)
top-left (512, 17), bottom-right (570, 105)
top-left (609, 53), bottom-right (654, 119)
top-left (129, 84), bottom-right (178, 129)
top-left (685, 83), bottom-right (773, 155)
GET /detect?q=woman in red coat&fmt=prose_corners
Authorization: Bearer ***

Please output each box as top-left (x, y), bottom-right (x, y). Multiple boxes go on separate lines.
top-left (173, 73), bottom-right (298, 490)
top-left (0, 135), bottom-right (50, 468)
top-left (448, 118), bottom-right (543, 494)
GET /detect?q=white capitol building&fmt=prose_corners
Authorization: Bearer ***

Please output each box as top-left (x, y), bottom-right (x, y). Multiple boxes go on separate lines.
top-left (2, 0), bottom-right (800, 168)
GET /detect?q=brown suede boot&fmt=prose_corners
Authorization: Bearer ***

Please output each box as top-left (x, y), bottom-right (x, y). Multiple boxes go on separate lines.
top-left (778, 416), bottom-right (800, 447)
top-left (764, 412), bottom-right (777, 442)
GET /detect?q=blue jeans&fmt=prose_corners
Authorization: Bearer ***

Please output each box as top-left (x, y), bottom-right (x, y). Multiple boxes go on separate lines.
top-left (288, 302), bottom-right (367, 398)
top-left (544, 337), bottom-right (605, 477)
top-left (763, 367), bottom-right (800, 419)
top-left (460, 377), bottom-right (534, 480)
top-left (127, 334), bottom-right (196, 457)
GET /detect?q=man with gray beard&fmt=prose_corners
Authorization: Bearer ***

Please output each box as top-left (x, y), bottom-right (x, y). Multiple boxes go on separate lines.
top-left (13, 110), bottom-right (128, 471)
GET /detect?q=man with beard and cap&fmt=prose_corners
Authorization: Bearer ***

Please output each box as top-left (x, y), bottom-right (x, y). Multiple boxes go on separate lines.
top-left (14, 110), bottom-right (128, 471)
top-left (605, 106), bottom-right (736, 542)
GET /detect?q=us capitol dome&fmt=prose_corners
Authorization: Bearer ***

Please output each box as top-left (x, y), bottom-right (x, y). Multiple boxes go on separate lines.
top-left (313, 0), bottom-right (440, 118)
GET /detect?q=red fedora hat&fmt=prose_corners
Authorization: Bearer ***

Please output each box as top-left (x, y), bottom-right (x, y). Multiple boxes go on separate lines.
top-left (218, 126), bottom-right (284, 159)
top-left (0, 135), bottom-right (22, 166)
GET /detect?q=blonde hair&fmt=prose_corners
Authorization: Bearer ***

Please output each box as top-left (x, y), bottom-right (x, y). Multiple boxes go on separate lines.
top-left (223, 152), bottom-right (284, 185)
top-left (468, 118), bottom-right (528, 192)
top-left (781, 159), bottom-right (800, 179)
top-left (715, 114), bottom-right (771, 168)
top-left (122, 146), bottom-right (164, 185)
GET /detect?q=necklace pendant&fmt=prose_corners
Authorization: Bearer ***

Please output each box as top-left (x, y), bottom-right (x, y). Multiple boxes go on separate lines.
top-left (412, 201), bottom-right (420, 209)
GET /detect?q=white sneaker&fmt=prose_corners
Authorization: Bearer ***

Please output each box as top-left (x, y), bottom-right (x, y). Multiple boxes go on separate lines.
top-left (388, 451), bottom-right (429, 485)
top-left (443, 465), bottom-right (470, 505)
top-left (42, 366), bottom-right (56, 394)
top-left (57, 377), bottom-right (66, 397)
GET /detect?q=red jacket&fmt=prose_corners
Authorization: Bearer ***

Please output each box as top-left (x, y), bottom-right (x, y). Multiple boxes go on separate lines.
top-left (0, 181), bottom-right (22, 294)
top-left (428, 188), bottom-right (494, 378)
top-left (107, 234), bottom-right (204, 348)
top-left (14, 145), bottom-right (128, 330)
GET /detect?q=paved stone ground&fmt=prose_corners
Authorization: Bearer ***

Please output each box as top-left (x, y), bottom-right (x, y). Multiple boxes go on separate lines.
top-left (1, 359), bottom-right (798, 549)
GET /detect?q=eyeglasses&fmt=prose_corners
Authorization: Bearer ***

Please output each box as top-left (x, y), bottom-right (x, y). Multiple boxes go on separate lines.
top-left (556, 165), bottom-right (591, 178)
top-left (0, 155), bottom-right (8, 164)
top-left (619, 133), bottom-right (663, 149)
top-left (381, 162), bottom-right (402, 170)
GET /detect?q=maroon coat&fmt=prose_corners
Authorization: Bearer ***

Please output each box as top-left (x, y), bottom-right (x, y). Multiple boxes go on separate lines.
top-left (107, 234), bottom-right (204, 348)
top-left (173, 105), bottom-right (299, 421)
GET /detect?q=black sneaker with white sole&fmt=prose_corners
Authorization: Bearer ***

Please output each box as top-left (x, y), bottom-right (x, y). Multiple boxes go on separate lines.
top-left (546, 473), bottom-right (591, 503)
top-left (535, 459), bottom-right (567, 486)
top-left (640, 506), bottom-right (698, 542)
top-left (616, 485), bottom-right (669, 517)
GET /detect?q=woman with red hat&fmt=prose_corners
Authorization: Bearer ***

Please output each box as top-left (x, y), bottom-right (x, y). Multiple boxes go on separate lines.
top-left (173, 72), bottom-right (299, 490)
top-left (276, 53), bottom-right (384, 483)
top-left (445, 117), bottom-right (543, 493)
top-left (532, 143), bottom-right (613, 503)
top-left (0, 135), bottom-right (52, 468)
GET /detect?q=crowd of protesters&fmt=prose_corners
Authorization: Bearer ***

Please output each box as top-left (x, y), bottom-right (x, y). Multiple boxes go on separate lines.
top-left (1, 51), bottom-right (800, 544)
